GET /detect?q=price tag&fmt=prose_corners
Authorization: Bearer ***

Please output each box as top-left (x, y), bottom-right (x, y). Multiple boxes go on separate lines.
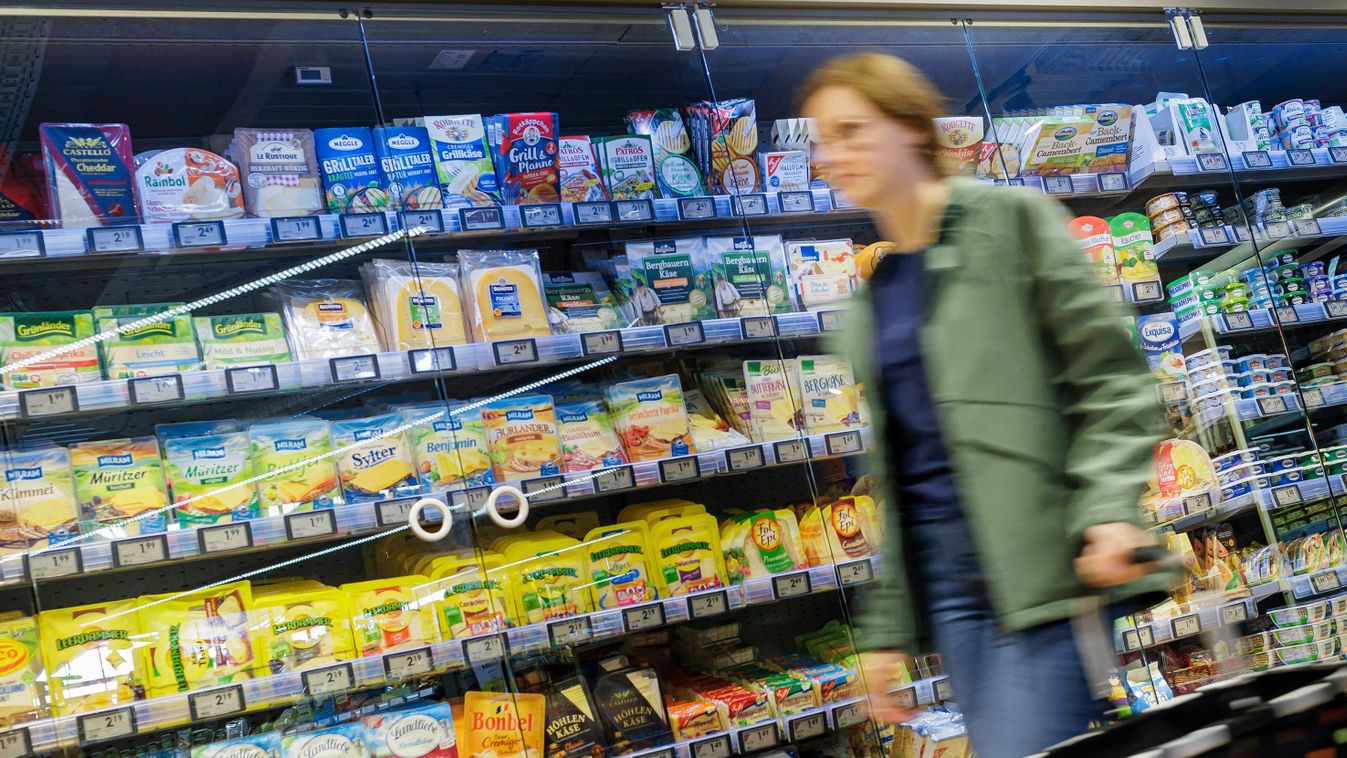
top-left (548, 616), bottom-right (593, 647)
top-left (1199, 226), bottom-right (1230, 246)
top-left (740, 316), bottom-right (777, 340)
top-left (1312, 570), bottom-right (1342, 593)
top-left (18, 385), bottom-right (78, 418)
top-left (493, 338), bottom-right (538, 366)
top-left (581, 330), bottom-right (623, 356)
top-left (29, 547), bottom-right (81, 580)
top-left (833, 700), bottom-right (867, 729)
top-left (1330, 146), bottom-right (1347, 164)
top-left (1294, 218), bottom-right (1323, 236)
top-left (1221, 311), bottom-right (1254, 331)
top-left (1096, 172), bottom-right (1128, 193)
top-left (594, 465), bottom-right (636, 493)
top-left (614, 199), bottom-right (655, 222)
top-left (1266, 220), bottom-right (1293, 239)
top-left (788, 712), bottom-right (827, 742)
top-left (285, 509), bottom-right (337, 540)
top-left (199, 522), bottom-right (253, 554)
top-left (691, 735), bottom-right (732, 758)
top-left (573, 201), bottom-right (614, 225)
top-left (688, 590), bottom-right (728, 619)
top-left (1274, 306), bottom-right (1300, 324)
top-left (733, 193), bottom-right (768, 216)
top-left (399, 209), bottom-right (445, 234)
top-left (458, 206), bottom-right (504, 231)
top-left (774, 439), bottom-right (809, 464)
top-left (377, 499), bottom-right (415, 527)
top-left (1006, 178), bottom-right (1025, 186)
top-left (738, 722), bottom-right (779, 753)
top-left (1042, 175), bottom-right (1074, 195)
top-left (86, 225), bottom-right (144, 254)
top-left (329, 354), bottom-right (380, 383)
top-left (780, 190), bottom-right (816, 213)
top-left (622, 602), bottom-right (666, 633)
top-left (1329, 301), bottom-right (1347, 319)
top-left (271, 216), bottom-right (323, 242)
top-left (837, 559), bottom-right (875, 587)
top-left (1242, 150), bottom-right (1273, 169)
top-left (112, 535), bottom-right (168, 568)
top-left (226, 365), bottom-right (279, 394)
top-left (1138, 625), bottom-right (1155, 647)
top-left (409, 346), bottom-right (456, 374)
top-left (678, 196), bottom-right (717, 220)
top-left (1183, 492), bottom-right (1213, 515)
top-left (450, 486), bottom-right (490, 510)
top-left (1304, 388), bottom-right (1326, 408)
top-left (1287, 148), bottom-right (1316, 166)
top-left (0, 230), bottom-right (44, 258)
top-left (726, 446), bottom-right (766, 472)
top-left (303, 662), bottom-right (354, 697)
top-left (189, 684), bottom-right (245, 720)
top-left (1274, 484), bottom-right (1304, 506)
top-left (934, 678), bottom-right (954, 702)
top-left (817, 309), bottom-right (844, 332)
top-left (1195, 152), bottom-right (1228, 172)
top-left (0, 728), bottom-right (30, 758)
top-left (1233, 225), bottom-right (1252, 243)
top-left (640, 751), bottom-right (675, 758)
top-left (1220, 602), bottom-right (1249, 625)
top-left (664, 321), bottom-right (705, 346)
top-left (895, 686), bottom-right (918, 709)
top-left (659, 455), bottom-right (701, 484)
top-left (1122, 629), bottom-right (1140, 652)
top-left (520, 203), bottom-right (564, 228)
top-left (172, 220), bottom-right (227, 248)
top-left (522, 475), bottom-right (567, 503)
top-left (830, 189), bottom-right (857, 209)
top-left (1259, 396), bottom-right (1290, 416)
top-left (129, 374), bottom-right (184, 405)
top-left (825, 430), bottom-right (864, 456)
top-left (384, 646), bottom-right (434, 679)
top-left (1131, 281), bottom-right (1164, 302)
top-left (773, 572), bottom-right (812, 599)
top-left (1171, 613), bottom-right (1202, 638)
top-left (463, 633), bottom-right (506, 665)
top-left (1158, 382), bottom-right (1187, 404)
top-left (79, 707), bottom-right (135, 744)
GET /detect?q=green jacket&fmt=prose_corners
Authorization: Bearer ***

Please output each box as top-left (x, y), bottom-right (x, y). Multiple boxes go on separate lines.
top-left (831, 178), bottom-right (1169, 653)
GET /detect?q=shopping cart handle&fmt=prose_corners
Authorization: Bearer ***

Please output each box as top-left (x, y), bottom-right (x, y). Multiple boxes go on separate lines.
top-left (1131, 545), bottom-right (1170, 564)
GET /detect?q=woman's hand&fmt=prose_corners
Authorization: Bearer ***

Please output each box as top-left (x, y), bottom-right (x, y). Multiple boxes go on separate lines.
top-left (1075, 521), bottom-right (1158, 588)
top-left (860, 650), bottom-right (919, 724)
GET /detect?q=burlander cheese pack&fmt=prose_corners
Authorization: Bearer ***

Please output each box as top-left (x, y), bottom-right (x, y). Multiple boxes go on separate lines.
top-left (39, 122), bottom-right (140, 227)
top-left (249, 417), bottom-right (338, 512)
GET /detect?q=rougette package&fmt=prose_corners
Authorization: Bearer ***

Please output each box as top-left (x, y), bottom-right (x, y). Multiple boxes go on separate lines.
top-left (314, 127), bottom-right (389, 214)
top-left (626, 237), bottom-right (715, 324)
top-left (0, 447), bottom-right (78, 553)
top-left (423, 114), bottom-right (500, 208)
top-left (249, 417), bottom-right (339, 512)
top-left (0, 310), bottom-right (101, 390)
top-left (71, 436), bottom-right (169, 536)
top-left (373, 125), bottom-right (442, 211)
top-left (330, 413), bottom-right (419, 502)
top-left (705, 235), bottom-right (792, 317)
top-left (485, 112), bottom-right (560, 204)
top-left (39, 122), bottom-right (139, 227)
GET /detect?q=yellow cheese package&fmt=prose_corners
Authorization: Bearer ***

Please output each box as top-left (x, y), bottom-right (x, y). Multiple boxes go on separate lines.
top-left (557, 398), bottom-right (629, 472)
top-left (330, 413), bottom-right (419, 502)
top-left (397, 402), bottom-right (495, 488)
top-left (684, 387), bottom-right (753, 451)
top-left (743, 359), bottom-right (804, 442)
top-left (618, 498), bottom-right (705, 525)
top-left (271, 278), bottom-right (383, 360)
top-left (463, 690), bottom-right (545, 758)
top-left (651, 513), bottom-right (728, 596)
top-left (481, 394), bottom-right (563, 481)
top-left (796, 355), bottom-right (861, 434)
top-left (1019, 116), bottom-right (1095, 176)
top-left (255, 584), bottom-right (356, 673)
top-left (799, 496), bottom-right (883, 564)
top-left (93, 303), bottom-right (203, 379)
top-left (360, 258), bottom-right (469, 350)
top-left (0, 446), bottom-right (79, 553)
top-left (426, 552), bottom-right (515, 639)
top-left (72, 436), bottom-right (170, 536)
top-left (138, 581), bottom-right (264, 698)
top-left (340, 575), bottom-right (439, 657)
top-left (504, 535), bottom-right (594, 624)
top-left (249, 417), bottom-right (339, 512)
top-left (721, 509), bottom-right (806, 585)
top-left (604, 374), bottom-right (696, 462)
top-left (161, 430), bottom-right (259, 528)
top-left (585, 521), bottom-right (660, 608)
top-left (459, 248), bottom-right (551, 342)
top-left (625, 237), bottom-right (715, 325)
top-left (785, 239), bottom-right (857, 311)
top-left (0, 310), bottom-right (101, 390)
top-left (0, 615), bottom-right (45, 725)
top-left (192, 312), bottom-right (292, 369)
top-left (39, 599), bottom-right (143, 713)
top-left (536, 511), bottom-right (600, 540)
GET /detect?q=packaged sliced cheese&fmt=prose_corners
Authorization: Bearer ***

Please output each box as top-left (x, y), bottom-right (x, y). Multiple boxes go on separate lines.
top-left (785, 239), bottom-right (857, 311)
top-left (0, 446), bottom-right (78, 553)
top-left (161, 430), bottom-right (258, 528)
top-left (0, 310), bottom-right (101, 390)
top-left (193, 312), bottom-right (292, 369)
top-left (271, 278), bottom-right (383, 360)
top-left (795, 355), bottom-right (860, 434)
top-left (330, 413), bottom-right (419, 502)
top-left (71, 436), bottom-right (169, 537)
top-left (557, 398), bottom-right (628, 472)
top-left (192, 734), bottom-right (283, 758)
top-left (697, 368), bottom-right (753, 438)
top-left (503, 535), bottom-right (594, 624)
top-left (480, 394), bottom-right (563, 481)
top-left (232, 128), bottom-right (323, 218)
top-left (426, 551), bottom-right (515, 639)
top-left (340, 576), bottom-right (439, 657)
top-left (799, 496), bottom-right (882, 564)
top-left (706, 235), bottom-right (792, 318)
top-left (360, 258), bottom-right (469, 350)
top-left (684, 388), bottom-right (752, 452)
top-left (38, 599), bottom-right (143, 713)
top-left (721, 510), bottom-right (805, 585)
top-left (280, 724), bottom-right (370, 758)
top-left (136, 147), bottom-right (244, 223)
top-left (248, 417), bottom-right (339, 512)
top-left (396, 402), bottom-right (494, 489)
top-left (255, 583), bottom-right (356, 673)
top-left (137, 581), bottom-right (263, 698)
top-left (0, 615), bottom-right (45, 726)
top-left (93, 303), bottom-right (203, 379)
top-left (585, 521), bottom-right (660, 608)
top-left (462, 691), bottom-right (545, 758)
top-left (459, 249), bottom-right (551, 342)
top-left (543, 676), bottom-right (605, 758)
top-left (743, 359), bottom-right (804, 442)
top-left (626, 238), bottom-right (714, 325)
top-left (1067, 216), bottom-right (1121, 286)
top-left (651, 513), bottom-right (728, 595)
top-left (542, 271), bottom-right (624, 333)
top-left (604, 374), bottom-right (696, 462)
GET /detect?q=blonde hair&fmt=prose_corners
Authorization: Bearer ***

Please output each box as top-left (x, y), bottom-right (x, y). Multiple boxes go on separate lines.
top-left (798, 52), bottom-right (950, 177)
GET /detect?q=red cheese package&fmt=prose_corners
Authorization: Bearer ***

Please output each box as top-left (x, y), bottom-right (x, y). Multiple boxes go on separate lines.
top-left (0, 150), bottom-right (50, 227)
top-left (485, 112), bottom-right (560, 204)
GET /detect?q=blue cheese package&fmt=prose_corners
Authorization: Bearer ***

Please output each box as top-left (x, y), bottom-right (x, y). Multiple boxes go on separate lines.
top-left (374, 126), bottom-right (443, 211)
top-left (313, 127), bottom-right (390, 214)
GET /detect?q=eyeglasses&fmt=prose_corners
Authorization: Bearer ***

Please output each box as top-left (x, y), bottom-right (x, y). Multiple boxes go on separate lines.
top-left (813, 117), bottom-right (876, 149)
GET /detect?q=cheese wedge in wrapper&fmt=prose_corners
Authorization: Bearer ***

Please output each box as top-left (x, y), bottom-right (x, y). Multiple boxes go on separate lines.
top-left (361, 258), bottom-right (469, 350)
top-left (796, 355), bottom-right (861, 434)
top-left (459, 249), bottom-right (551, 342)
top-left (743, 359), bottom-right (804, 442)
top-left (39, 122), bottom-right (139, 227)
top-left (626, 237), bottom-right (715, 324)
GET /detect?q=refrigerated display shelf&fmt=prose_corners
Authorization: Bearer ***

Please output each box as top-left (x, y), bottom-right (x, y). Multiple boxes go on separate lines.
top-left (1118, 588), bottom-right (1271, 654)
top-left (1177, 300), bottom-right (1347, 341)
top-left (1194, 390), bottom-right (1304, 430)
top-left (1153, 490), bottom-right (1258, 533)
top-left (1152, 217), bottom-right (1347, 265)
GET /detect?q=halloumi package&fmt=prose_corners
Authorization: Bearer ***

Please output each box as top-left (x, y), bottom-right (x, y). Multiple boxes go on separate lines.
top-left (330, 413), bottom-right (419, 502)
top-left (397, 402), bottom-right (494, 489)
top-left (39, 599), bottom-right (143, 713)
top-left (271, 278), bottom-right (384, 360)
top-left (423, 114), bottom-right (500, 208)
top-left (39, 122), bottom-right (140, 227)
top-left (459, 249), bottom-right (551, 342)
top-left (161, 430), bottom-right (258, 527)
top-left (249, 417), bottom-right (339, 512)
top-left (705, 235), bottom-right (792, 318)
top-left (626, 238), bottom-right (715, 324)
top-left (94, 303), bottom-right (203, 379)
top-left (0, 446), bottom-right (78, 553)
top-left (137, 581), bottom-right (263, 698)
top-left (604, 374), bottom-right (696, 462)
top-left (72, 436), bottom-right (169, 536)
top-left (360, 258), bottom-right (469, 350)
top-left (193, 312), bottom-right (293, 369)
top-left (232, 128), bottom-right (324, 217)
top-left (481, 394), bottom-right (564, 480)
top-left (785, 239), bottom-right (857, 311)
top-left (0, 310), bottom-right (102, 390)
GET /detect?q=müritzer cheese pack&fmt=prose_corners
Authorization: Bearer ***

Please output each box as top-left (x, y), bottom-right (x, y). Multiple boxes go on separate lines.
top-left (161, 429), bottom-right (258, 528)
top-left (39, 122), bottom-right (139, 227)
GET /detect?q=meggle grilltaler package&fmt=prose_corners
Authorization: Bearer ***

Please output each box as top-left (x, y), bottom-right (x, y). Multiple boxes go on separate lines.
top-left (249, 417), bottom-right (339, 512)
top-left (485, 111), bottom-right (560, 204)
top-left (373, 125), bottom-right (442, 211)
top-left (0, 446), bottom-right (78, 553)
top-left (72, 436), bottom-right (169, 536)
top-left (39, 122), bottom-right (139, 227)
top-left (0, 310), bottom-right (101, 390)
top-left (313, 127), bottom-right (390, 214)
top-left (705, 235), bottom-right (791, 318)
top-left (424, 113), bottom-right (500, 208)
top-left (626, 237), bottom-right (714, 324)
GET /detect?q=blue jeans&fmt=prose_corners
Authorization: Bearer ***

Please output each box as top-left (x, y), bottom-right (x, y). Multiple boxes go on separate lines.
top-left (908, 518), bottom-right (1104, 758)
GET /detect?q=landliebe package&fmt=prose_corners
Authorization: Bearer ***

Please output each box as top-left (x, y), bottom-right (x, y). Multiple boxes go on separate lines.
top-left (135, 147), bottom-right (244, 223)
top-left (363, 702), bottom-right (459, 758)
top-left (557, 135), bottom-right (607, 202)
top-left (423, 114), bottom-right (500, 208)
top-left (232, 128), bottom-right (324, 217)
top-left (485, 112), bottom-right (560, 204)
top-left (39, 122), bottom-right (139, 227)
top-left (314, 127), bottom-right (390, 214)
top-left (373, 125), bottom-right (442, 210)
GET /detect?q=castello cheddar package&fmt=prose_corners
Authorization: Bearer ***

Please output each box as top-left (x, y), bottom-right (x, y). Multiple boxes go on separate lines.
top-left (137, 581), bottom-right (264, 699)
top-left (651, 513), bottom-right (728, 596)
top-left (340, 576), bottom-right (439, 657)
top-left (38, 599), bottom-right (143, 713)
top-left (255, 584), bottom-right (356, 673)
top-left (426, 552), bottom-right (515, 639)
top-left (585, 521), bottom-right (659, 608)
top-left (249, 418), bottom-right (339, 513)
top-left (39, 122), bottom-right (139, 227)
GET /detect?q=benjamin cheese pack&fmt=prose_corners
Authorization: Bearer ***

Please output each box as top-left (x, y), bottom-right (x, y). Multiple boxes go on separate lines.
top-left (627, 108), bottom-right (705, 198)
top-left (459, 249), bottom-right (551, 342)
top-left (39, 599), bottom-right (143, 713)
top-left (373, 125), bottom-right (442, 211)
top-left (0, 447), bottom-right (78, 552)
top-left (330, 413), bottom-right (419, 502)
top-left (135, 147), bottom-right (244, 223)
top-left (463, 691), bottom-right (545, 758)
top-left (161, 430), bottom-right (258, 527)
top-left (94, 303), bottom-right (203, 379)
top-left (363, 701), bottom-right (459, 758)
top-left (542, 271), bottom-right (624, 333)
top-left (72, 436), bottom-right (169, 536)
top-left (423, 114), bottom-right (500, 208)
top-left (557, 399), bottom-right (628, 472)
top-left (705, 235), bottom-right (792, 318)
top-left (340, 575), bottom-right (439, 657)
top-left (626, 237), bottom-right (715, 324)
top-left (744, 359), bottom-right (804, 442)
top-left (255, 583), bottom-right (356, 672)
top-left (314, 127), bottom-right (389, 214)
top-left (193, 312), bottom-right (292, 369)
top-left (585, 521), bottom-right (659, 608)
top-left (0, 615), bottom-right (44, 726)
top-left (272, 278), bottom-right (383, 360)
top-left (481, 394), bottom-right (563, 480)
top-left (593, 135), bottom-right (657, 201)
top-left (786, 239), bottom-right (857, 311)
top-left (796, 355), bottom-right (860, 434)
top-left (360, 258), bottom-right (469, 349)
top-left (249, 417), bottom-right (339, 512)
top-left (232, 128), bottom-right (324, 217)
top-left (39, 122), bottom-right (139, 227)
top-left (138, 581), bottom-right (263, 698)
top-left (604, 374), bottom-right (696, 462)
top-left (485, 112), bottom-right (560, 204)
top-left (398, 402), bottom-right (494, 489)
top-left (0, 310), bottom-right (101, 390)
top-left (651, 512), bottom-right (728, 595)
top-left (557, 135), bottom-right (607, 202)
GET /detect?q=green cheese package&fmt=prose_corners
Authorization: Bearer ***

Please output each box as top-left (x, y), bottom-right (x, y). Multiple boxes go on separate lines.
top-left (543, 271), bottom-right (626, 333)
top-left (705, 234), bottom-right (792, 318)
top-left (193, 312), bottom-right (292, 369)
top-left (0, 310), bottom-right (102, 390)
top-left (626, 108), bottom-right (706, 198)
top-left (625, 238), bottom-right (714, 325)
top-left (248, 417), bottom-right (339, 512)
top-left (94, 303), bottom-right (203, 379)
top-left (160, 429), bottom-right (259, 527)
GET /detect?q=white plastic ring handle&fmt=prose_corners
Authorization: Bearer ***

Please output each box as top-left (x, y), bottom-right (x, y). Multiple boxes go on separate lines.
top-left (485, 485), bottom-right (529, 529)
top-left (407, 497), bottom-right (452, 542)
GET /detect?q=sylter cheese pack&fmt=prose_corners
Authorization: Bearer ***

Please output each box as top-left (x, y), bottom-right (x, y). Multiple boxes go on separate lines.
top-left (330, 413), bottom-right (419, 502)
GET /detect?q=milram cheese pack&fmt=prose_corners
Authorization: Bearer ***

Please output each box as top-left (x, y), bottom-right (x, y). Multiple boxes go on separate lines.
top-left (280, 724), bottom-right (370, 758)
top-left (585, 521), bottom-right (659, 608)
top-left (314, 127), bottom-right (389, 214)
top-left (360, 258), bottom-right (468, 349)
top-left (705, 235), bottom-right (792, 318)
top-left (162, 430), bottom-right (258, 528)
top-left (271, 278), bottom-right (383, 360)
top-left (194, 312), bottom-right (291, 369)
top-left (604, 374), bottom-right (696, 462)
top-left (39, 599), bottom-right (143, 713)
top-left (557, 399), bottom-right (628, 472)
top-left (626, 237), bottom-right (714, 324)
top-left (0, 615), bottom-right (45, 726)
top-left (373, 125), bottom-right (442, 211)
top-left (38, 122), bottom-right (139, 227)
top-left (249, 417), bottom-right (339, 512)
top-left (396, 402), bottom-right (494, 489)
top-left (0, 310), bottom-right (101, 390)
top-left (786, 239), bottom-right (857, 311)
top-left (542, 271), bottom-right (624, 333)
top-left (744, 359), bottom-right (804, 442)
top-left (72, 436), bottom-right (169, 536)
top-left (138, 581), bottom-right (263, 698)
top-left (485, 112), bottom-right (560, 204)
top-left (557, 135), bottom-right (607, 203)
top-left (459, 249), bottom-right (551, 342)
top-left (254, 583), bottom-right (356, 673)
top-left (340, 575), bottom-right (439, 657)
top-left (626, 108), bottom-right (705, 198)
top-left (192, 733), bottom-right (283, 758)
top-left (423, 114), bottom-right (500, 208)
top-left (94, 303), bottom-right (203, 379)
top-left (136, 147), bottom-right (244, 223)
top-left (1067, 216), bottom-right (1121, 286)
top-left (594, 135), bottom-right (657, 201)
top-left (363, 701), bottom-right (459, 758)
top-left (796, 355), bottom-right (861, 434)
top-left (331, 413), bottom-right (419, 502)
top-left (0, 447), bottom-right (78, 553)
top-left (481, 394), bottom-right (563, 481)
top-left (233, 128), bottom-right (323, 217)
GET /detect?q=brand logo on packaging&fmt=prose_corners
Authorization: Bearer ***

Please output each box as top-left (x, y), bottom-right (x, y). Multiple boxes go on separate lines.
top-left (213, 318), bottom-right (265, 337)
top-left (1140, 320), bottom-right (1177, 344)
top-left (97, 454), bottom-right (134, 467)
top-left (296, 735), bottom-right (355, 758)
top-left (432, 420), bottom-right (463, 432)
top-left (636, 391), bottom-right (664, 402)
top-left (505, 409), bottom-right (535, 421)
top-left (0, 639), bottom-right (30, 676)
top-left (386, 133), bottom-right (421, 150)
top-left (654, 240), bottom-right (677, 255)
top-left (209, 745), bottom-right (270, 758)
top-left (5, 466), bottom-right (42, 482)
top-left (1097, 110), bottom-right (1119, 126)
top-left (560, 412), bottom-right (589, 424)
top-left (327, 134), bottom-right (364, 152)
top-left (1055, 126), bottom-right (1078, 141)
top-left (15, 319), bottom-right (74, 339)
top-left (192, 447), bottom-right (227, 460)
top-left (385, 713), bottom-right (441, 756)
top-left (353, 429), bottom-right (382, 441)
top-left (274, 438), bottom-right (307, 452)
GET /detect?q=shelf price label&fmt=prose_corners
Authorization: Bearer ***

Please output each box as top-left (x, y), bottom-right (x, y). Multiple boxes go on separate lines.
top-left (303, 663), bottom-right (354, 697)
top-left (189, 684), bottom-right (245, 720)
top-left (830, 189), bottom-right (857, 209)
top-left (286, 509), bottom-right (337, 540)
top-left (773, 439), bottom-right (809, 465)
top-left (1171, 613), bottom-right (1202, 639)
top-left (825, 430), bottom-right (864, 456)
top-left (226, 365), bottom-right (279, 394)
top-left (581, 330), bottom-right (623, 356)
top-left (732, 193), bottom-right (768, 216)
top-left (593, 465), bottom-right (636, 493)
top-left (1330, 147), bottom-right (1347, 164)
top-left (1096, 173), bottom-right (1128, 193)
top-left (725, 446), bottom-right (766, 472)
top-left (450, 486), bottom-right (491, 510)
top-left (1199, 226), bottom-right (1230, 246)
top-left (1329, 301), bottom-right (1347, 319)
top-left (622, 602), bottom-right (665, 633)
top-left (1287, 148), bottom-right (1316, 166)
top-left (738, 722), bottom-right (779, 753)
top-left (691, 735), bottom-right (731, 758)
top-left (271, 216), bottom-right (322, 242)
top-left (1265, 220), bottom-right (1292, 239)
top-left (614, 199), bottom-right (655, 222)
top-left (788, 712), bottom-right (827, 742)
top-left (87, 225), bottom-right (144, 254)
top-left (409, 346), bottom-right (456, 374)
top-left (1195, 152), bottom-right (1229, 172)
top-left (1220, 602), bottom-right (1249, 625)
top-left (817, 310), bottom-right (845, 332)
top-left (18, 385), bottom-right (78, 418)
top-left (1257, 396), bottom-right (1289, 416)
top-left (1131, 281), bottom-right (1163, 302)
top-left (129, 374), bottom-right (185, 405)
top-left (688, 590), bottom-right (728, 619)
top-left (678, 196), bottom-right (717, 220)
top-left (0, 728), bottom-right (31, 758)
top-left (1182, 492), bottom-right (1213, 515)
top-left (1292, 217), bottom-right (1323, 237)
top-left (740, 316), bottom-right (777, 340)
top-left (836, 559), bottom-right (875, 587)
top-left (463, 633), bottom-right (507, 665)
top-left (1138, 625), bottom-right (1156, 647)
top-left (1158, 382), bottom-right (1187, 404)
top-left (29, 547), bottom-right (82, 580)
top-left (1042, 175), bottom-right (1074, 195)
top-left (520, 203), bottom-right (564, 228)
top-left (522, 475), bottom-right (567, 503)
top-left (113, 535), bottom-right (168, 568)
top-left (894, 687), bottom-right (918, 709)
top-left (1242, 150), bottom-right (1273, 169)
top-left (493, 338), bottom-right (539, 366)
top-left (377, 499), bottom-right (416, 528)
top-left (399, 209), bottom-right (445, 234)
top-left (833, 700), bottom-right (867, 729)
top-left (199, 522), bottom-right (253, 554)
top-left (659, 455), bottom-right (701, 484)
top-left (574, 201), bottom-right (614, 225)
top-left (1304, 388), bottom-right (1326, 409)
top-left (1312, 570), bottom-right (1342, 594)
top-left (1122, 629), bottom-right (1140, 652)
top-left (458, 206), bottom-right (505, 231)
top-left (934, 678), bottom-right (954, 702)
top-left (780, 190), bottom-right (816, 213)
top-left (1221, 311), bottom-right (1254, 331)
top-left (1273, 484), bottom-right (1303, 507)
top-left (384, 646), bottom-right (434, 679)
top-left (773, 572), bottom-right (812, 600)
top-left (664, 321), bottom-right (705, 346)
top-left (173, 220), bottom-right (227, 248)
top-left (1274, 305), bottom-right (1300, 324)
top-left (549, 616), bottom-right (593, 647)
top-left (79, 707), bottom-right (136, 744)
top-left (330, 354), bottom-right (381, 383)
top-left (0, 230), bottom-right (45, 258)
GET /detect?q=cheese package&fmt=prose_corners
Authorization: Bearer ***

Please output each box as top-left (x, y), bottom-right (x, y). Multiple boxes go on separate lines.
top-left (0, 447), bottom-right (78, 553)
top-left (698, 368), bottom-right (753, 438)
top-left (593, 135), bottom-right (657, 201)
top-left (138, 581), bottom-right (263, 698)
top-left (684, 389), bottom-right (753, 452)
top-left (38, 599), bottom-right (143, 713)
top-left (796, 355), bottom-right (861, 434)
top-left (557, 399), bottom-right (628, 472)
top-left (542, 271), bottom-right (625, 333)
top-left (232, 128), bottom-right (324, 217)
top-left (626, 108), bottom-right (705, 198)
top-left (933, 116), bottom-right (985, 176)
top-left (271, 278), bottom-right (383, 360)
top-left (39, 122), bottom-right (139, 227)
top-left (0, 150), bottom-right (48, 228)
top-left (360, 258), bottom-right (469, 350)
top-left (536, 511), bottom-right (601, 540)
top-left (706, 235), bottom-right (792, 318)
top-left (557, 135), bottom-right (607, 202)
top-left (280, 724), bottom-right (370, 758)
top-left (397, 402), bottom-right (494, 489)
top-left (161, 430), bottom-right (258, 527)
top-left (330, 413), bottom-right (419, 502)
top-left (72, 436), bottom-right (169, 536)
top-left (0, 310), bottom-right (101, 390)
top-left (423, 114), bottom-right (500, 208)
top-left (255, 583), bottom-right (356, 672)
top-left (543, 676), bottom-right (604, 758)
top-left (759, 150), bottom-right (810, 192)
top-left (619, 498), bottom-right (705, 526)
top-left (667, 699), bottom-right (724, 742)
top-left (427, 552), bottom-right (515, 639)
top-left (799, 496), bottom-right (882, 564)
top-left (504, 535), bottom-right (594, 624)
top-left (604, 374), bottom-right (696, 462)
top-left (1019, 117), bottom-right (1096, 176)
top-left (249, 418), bottom-right (339, 512)
top-left (136, 147), bottom-right (244, 223)
top-left (786, 239), bottom-right (857, 311)
top-left (94, 304), bottom-right (203, 379)
top-left (314, 127), bottom-right (390, 214)
top-left (192, 734), bottom-right (283, 758)
top-left (592, 668), bottom-right (671, 752)
top-left (721, 510), bottom-right (806, 584)
top-left (193, 312), bottom-right (292, 369)
top-left (1083, 105), bottom-right (1133, 173)
top-left (462, 691), bottom-right (545, 758)
top-left (485, 112), bottom-right (560, 204)
top-left (1067, 216), bottom-right (1121, 286)
top-left (585, 521), bottom-right (659, 608)
top-left (744, 359), bottom-right (804, 442)
top-left (341, 576), bottom-right (439, 657)
top-left (363, 701), bottom-right (459, 758)
top-left (481, 394), bottom-right (563, 480)
top-left (459, 249), bottom-right (552, 342)
top-left (626, 238), bottom-right (715, 324)
top-left (373, 126), bottom-right (442, 211)
top-left (651, 513), bottom-right (728, 595)
top-left (1110, 212), bottom-right (1161, 286)
top-left (0, 615), bottom-right (44, 726)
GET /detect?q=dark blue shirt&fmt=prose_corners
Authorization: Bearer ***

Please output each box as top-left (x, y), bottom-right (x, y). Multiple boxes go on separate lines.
top-left (870, 250), bottom-right (962, 524)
